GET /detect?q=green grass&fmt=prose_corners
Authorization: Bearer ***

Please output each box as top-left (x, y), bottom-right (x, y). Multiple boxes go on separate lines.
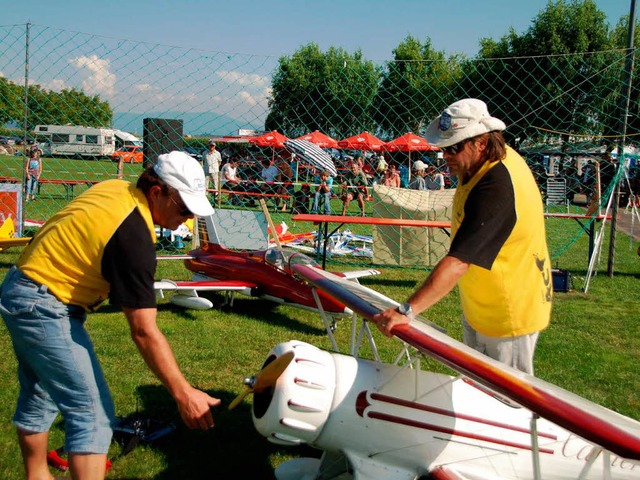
top-left (0, 157), bottom-right (639, 477)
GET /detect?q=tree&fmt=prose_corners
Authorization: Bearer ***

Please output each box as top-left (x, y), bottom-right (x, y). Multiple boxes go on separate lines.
top-left (265, 43), bottom-right (380, 139)
top-left (374, 35), bottom-right (462, 139)
top-left (604, 15), bottom-right (640, 147)
top-left (458, 0), bottom-right (613, 148)
top-left (0, 77), bottom-right (24, 125)
top-left (0, 78), bottom-right (112, 130)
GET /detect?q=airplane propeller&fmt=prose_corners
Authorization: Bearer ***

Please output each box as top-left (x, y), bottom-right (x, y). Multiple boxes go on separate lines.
top-left (228, 350), bottom-right (294, 410)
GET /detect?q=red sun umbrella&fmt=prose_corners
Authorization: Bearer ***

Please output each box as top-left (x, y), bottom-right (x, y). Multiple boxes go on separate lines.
top-left (294, 130), bottom-right (339, 149)
top-left (383, 132), bottom-right (438, 152)
top-left (248, 130), bottom-right (289, 149)
top-left (337, 131), bottom-right (385, 151)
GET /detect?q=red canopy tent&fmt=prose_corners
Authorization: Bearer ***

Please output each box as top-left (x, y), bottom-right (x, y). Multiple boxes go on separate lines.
top-left (248, 130), bottom-right (289, 161)
top-left (294, 130), bottom-right (339, 149)
top-left (383, 132), bottom-right (439, 182)
top-left (383, 132), bottom-right (438, 153)
top-left (337, 131), bottom-right (385, 151)
top-left (248, 130), bottom-right (289, 149)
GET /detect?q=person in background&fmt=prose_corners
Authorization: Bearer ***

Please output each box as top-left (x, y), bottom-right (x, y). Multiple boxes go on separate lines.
top-left (382, 162), bottom-right (401, 188)
top-left (373, 99), bottom-right (552, 375)
top-left (375, 153), bottom-right (388, 184)
top-left (426, 165), bottom-right (445, 190)
top-left (292, 183), bottom-right (311, 214)
top-left (409, 160), bottom-right (428, 190)
top-left (275, 156), bottom-right (294, 212)
top-left (24, 146), bottom-right (43, 202)
top-left (341, 161), bottom-right (369, 216)
top-left (257, 158), bottom-right (279, 208)
top-left (221, 155), bottom-right (244, 205)
top-left (311, 169), bottom-right (333, 214)
top-left (1, 151), bottom-right (220, 480)
top-left (398, 162), bottom-right (410, 188)
top-left (203, 140), bottom-right (222, 199)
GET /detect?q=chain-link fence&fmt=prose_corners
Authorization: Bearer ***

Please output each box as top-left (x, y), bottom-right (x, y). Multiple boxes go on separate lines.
top-left (1, 23), bottom-right (639, 270)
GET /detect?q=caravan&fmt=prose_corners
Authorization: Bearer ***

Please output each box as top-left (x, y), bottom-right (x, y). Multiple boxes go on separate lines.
top-left (34, 125), bottom-right (141, 158)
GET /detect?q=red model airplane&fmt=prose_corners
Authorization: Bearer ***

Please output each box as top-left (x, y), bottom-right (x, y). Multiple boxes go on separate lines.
top-left (154, 241), bottom-right (380, 318)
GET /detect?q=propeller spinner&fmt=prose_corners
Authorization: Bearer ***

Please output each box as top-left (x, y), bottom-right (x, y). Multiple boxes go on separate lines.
top-left (229, 351), bottom-right (295, 410)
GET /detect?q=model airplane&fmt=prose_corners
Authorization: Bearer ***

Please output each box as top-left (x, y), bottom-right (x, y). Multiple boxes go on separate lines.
top-left (154, 241), bottom-right (380, 315)
top-left (231, 265), bottom-right (640, 480)
top-left (0, 217), bottom-right (31, 251)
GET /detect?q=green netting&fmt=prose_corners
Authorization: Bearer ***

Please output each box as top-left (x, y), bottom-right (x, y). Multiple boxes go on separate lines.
top-left (1, 23), bottom-right (638, 270)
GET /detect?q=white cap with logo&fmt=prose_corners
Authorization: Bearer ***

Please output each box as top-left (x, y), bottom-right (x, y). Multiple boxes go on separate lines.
top-left (153, 151), bottom-right (214, 217)
top-left (425, 98), bottom-right (506, 148)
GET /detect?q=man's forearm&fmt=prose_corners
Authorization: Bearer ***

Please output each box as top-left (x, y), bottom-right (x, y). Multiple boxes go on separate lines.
top-left (409, 255), bottom-right (469, 315)
top-left (124, 308), bottom-right (191, 401)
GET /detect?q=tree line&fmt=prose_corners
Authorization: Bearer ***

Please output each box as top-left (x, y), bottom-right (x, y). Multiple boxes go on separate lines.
top-left (266, 0), bottom-right (638, 150)
top-left (0, 79), bottom-right (111, 131)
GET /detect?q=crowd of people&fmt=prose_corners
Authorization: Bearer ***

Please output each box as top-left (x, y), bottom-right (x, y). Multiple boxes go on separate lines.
top-left (208, 147), bottom-right (450, 216)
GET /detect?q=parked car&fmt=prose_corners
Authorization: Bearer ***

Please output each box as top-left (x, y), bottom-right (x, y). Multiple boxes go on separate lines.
top-left (111, 145), bottom-right (143, 164)
top-left (0, 135), bottom-right (15, 146)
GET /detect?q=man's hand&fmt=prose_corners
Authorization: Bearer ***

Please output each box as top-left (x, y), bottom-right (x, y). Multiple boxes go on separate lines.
top-left (372, 306), bottom-right (410, 337)
top-left (175, 387), bottom-right (222, 430)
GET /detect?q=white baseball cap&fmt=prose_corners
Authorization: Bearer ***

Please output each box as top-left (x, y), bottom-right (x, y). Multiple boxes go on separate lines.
top-left (425, 98), bottom-right (506, 148)
top-left (153, 151), bottom-right (214, 217)
top-left (412, 160), bottom-right (427, 171)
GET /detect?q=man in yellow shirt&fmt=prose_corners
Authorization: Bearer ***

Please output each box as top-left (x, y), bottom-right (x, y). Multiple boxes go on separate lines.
top-left (374, 99), bottom-right (552, 375)
top-left (1, 151), bottom-right (220, 479)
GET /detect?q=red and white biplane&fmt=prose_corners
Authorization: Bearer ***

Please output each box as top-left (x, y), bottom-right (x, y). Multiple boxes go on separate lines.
top-left (231, 265), bottom-right (640, 480)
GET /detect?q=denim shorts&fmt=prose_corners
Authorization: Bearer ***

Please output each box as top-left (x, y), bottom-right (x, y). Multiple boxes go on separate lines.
top-left (0, 266), bottom-right (114, 454)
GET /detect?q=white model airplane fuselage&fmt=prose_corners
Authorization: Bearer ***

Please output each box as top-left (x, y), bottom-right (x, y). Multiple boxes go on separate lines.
top-left (253, 341), bottom-right (639, 480)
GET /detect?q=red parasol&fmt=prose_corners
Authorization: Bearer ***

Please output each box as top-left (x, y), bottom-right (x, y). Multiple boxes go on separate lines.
top-left (294, 130), bottom-right (339, 149)
top-left (337, 131), bottom-right (385, 151)
top-left (383, 132), bottom-right (438, 152)
top-left (248, 130), bottom-right (289, 149)
top-left (383, 132), bottom-right (438, 183)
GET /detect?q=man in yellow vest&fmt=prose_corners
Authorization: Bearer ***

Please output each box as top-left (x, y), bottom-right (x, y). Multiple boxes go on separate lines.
top-left (0, 151), bottom-right (220, 479)
top-left (374, 99), bottom-right (552, 375)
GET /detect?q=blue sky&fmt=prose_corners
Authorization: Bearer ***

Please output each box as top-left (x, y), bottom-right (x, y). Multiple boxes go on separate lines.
top-left (2, 1), bottom-right (634, 135)
top-left (4, 0), bottom-right (633, 60)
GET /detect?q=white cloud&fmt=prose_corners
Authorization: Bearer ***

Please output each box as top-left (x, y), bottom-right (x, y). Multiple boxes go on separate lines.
top-left (42, 79), bottom-right (68, 92)
top-left (68, 54), bottom-right (116, 97)
top-left (215, 70), bottom-right (270, 90)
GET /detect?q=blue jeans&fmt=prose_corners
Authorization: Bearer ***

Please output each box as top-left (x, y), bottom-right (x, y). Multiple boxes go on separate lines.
top-left (0, 267), bottom-right (114, 454)
top-left (312, 192), bottom-right (332, 214)
top-left (25, 174), bottom-right (38, 196)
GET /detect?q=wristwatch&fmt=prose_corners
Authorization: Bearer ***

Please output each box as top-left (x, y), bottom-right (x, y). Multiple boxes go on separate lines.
top-left (396, 302), bottom-right (414, 320)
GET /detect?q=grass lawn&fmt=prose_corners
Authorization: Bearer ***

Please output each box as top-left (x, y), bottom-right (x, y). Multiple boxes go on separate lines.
top-left (0, 162), bottom-right (638, 478)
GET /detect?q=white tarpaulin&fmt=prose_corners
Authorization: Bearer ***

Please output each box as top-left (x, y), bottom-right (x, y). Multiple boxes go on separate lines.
top-left (372, 184), bottom-right (454, 266)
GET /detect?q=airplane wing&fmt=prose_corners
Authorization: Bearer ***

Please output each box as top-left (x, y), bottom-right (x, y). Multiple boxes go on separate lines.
top-left (154, 279), bottom-right (257, 310)
top-left (333, 268), bottom-right (381, 280)
top-left (0, 237), bottom-right (32, 250)
top-left (292, 263), bottom-right (640, 462)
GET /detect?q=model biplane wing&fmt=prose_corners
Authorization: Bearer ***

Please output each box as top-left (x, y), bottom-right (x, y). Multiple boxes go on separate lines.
top-left (292, 263), bottom-right (640, 463)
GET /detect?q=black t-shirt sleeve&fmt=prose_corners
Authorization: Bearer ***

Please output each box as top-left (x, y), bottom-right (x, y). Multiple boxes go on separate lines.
top-left (448, 163), bottom-right (517, 270)
top-left (102, 208), bottom-right (157, 309)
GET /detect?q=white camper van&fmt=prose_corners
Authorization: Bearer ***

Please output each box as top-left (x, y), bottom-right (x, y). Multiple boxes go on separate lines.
top-left (34, 125), bottom-right (123, 158)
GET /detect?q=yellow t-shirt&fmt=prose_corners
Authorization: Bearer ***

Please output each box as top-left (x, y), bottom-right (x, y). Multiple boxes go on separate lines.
top-left (18, 180), bottom-right (156, 311)
top-left (450, 147), bottom-right (553, 337)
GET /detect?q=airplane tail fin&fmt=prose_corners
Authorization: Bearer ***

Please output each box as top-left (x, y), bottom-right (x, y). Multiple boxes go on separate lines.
top-left (0, 217), bottom-right (16, 239)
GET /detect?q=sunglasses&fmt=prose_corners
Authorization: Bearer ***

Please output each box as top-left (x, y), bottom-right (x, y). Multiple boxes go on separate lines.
top-left (441, 139), bottom-right (469, 155)
top-left (169, 193), bottom-right (192, 216)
